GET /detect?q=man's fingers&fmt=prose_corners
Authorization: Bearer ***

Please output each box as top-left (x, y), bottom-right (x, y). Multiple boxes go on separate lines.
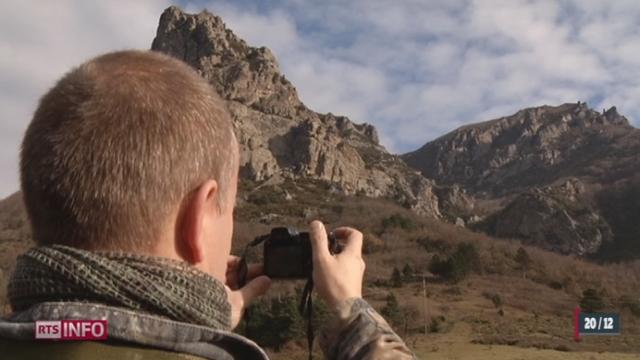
top-left (240, 275), bottom-right (271, 305)
top-left (246, 263), bottom-right (264, 280)
top-left (226, 256), bottom-right (241, 271)
top-left (332, 227), bottom-right (363, 257)
top-left (310, 220), bottom-right (331, 261)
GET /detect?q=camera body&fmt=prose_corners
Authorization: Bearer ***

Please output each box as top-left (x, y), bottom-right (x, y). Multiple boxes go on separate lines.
top-left (263, 227), bottom-right (338, 279)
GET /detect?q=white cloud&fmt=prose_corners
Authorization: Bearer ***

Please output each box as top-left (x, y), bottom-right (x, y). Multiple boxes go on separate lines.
top-left (0, 0), bottom-right (171, 198)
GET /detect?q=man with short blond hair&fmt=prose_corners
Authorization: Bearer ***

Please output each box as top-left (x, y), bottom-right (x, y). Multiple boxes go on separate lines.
top-left (21, 50), bottom-right (237, 253)
top-left (0, 50), bottom-right (415, 359)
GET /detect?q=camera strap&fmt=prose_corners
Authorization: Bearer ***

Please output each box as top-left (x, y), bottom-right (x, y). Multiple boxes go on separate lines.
top-left (299, 277), bottom-right (315, 360)
top-left (237, 234), bottom-right (317, 360)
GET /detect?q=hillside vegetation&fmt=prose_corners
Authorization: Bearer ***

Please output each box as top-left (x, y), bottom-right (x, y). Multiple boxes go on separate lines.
top-left (232, 179), bottom-right (640, 356)
top-left (1, 180), bottom-right (639, 358)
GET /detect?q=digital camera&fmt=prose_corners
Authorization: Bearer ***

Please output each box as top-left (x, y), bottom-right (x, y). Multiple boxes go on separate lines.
top-left (263, 227), bottom-right (339, 279)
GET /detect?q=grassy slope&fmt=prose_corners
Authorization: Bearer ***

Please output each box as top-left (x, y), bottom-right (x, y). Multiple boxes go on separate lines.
top-left (235, 179), bottom-right (640, 358)
top-left (1, 181), bottom-right (639, 358)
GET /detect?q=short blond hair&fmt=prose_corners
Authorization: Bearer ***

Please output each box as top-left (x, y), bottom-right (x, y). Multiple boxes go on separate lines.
top-left (21, 50), bottom-right (237, 250)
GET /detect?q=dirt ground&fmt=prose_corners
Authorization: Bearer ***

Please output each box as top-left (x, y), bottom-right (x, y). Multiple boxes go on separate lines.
top-left (413, 322), bottom-right (638, 360)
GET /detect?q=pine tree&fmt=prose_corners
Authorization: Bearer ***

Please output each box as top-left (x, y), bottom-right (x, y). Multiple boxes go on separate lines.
top-left (243, 293), bottom-right (305, 351)
top-left (381, 292), bottom-right (403, 326)
top-left (429, 243), bottom-right (480, 283)
top-left (391, 266), bottom-right (403, 287)
top-left (580, 289), bottom-right (605, 313)
top-left (515, 247), bottom-right (532, 278)
top-left (402, 263), bottom-right (414, 281)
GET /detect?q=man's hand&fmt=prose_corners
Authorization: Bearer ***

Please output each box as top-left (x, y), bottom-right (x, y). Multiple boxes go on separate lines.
top-left (224, 255), bottom-right (271, 329)
top-left (310, 220), bottom-right (365, 309)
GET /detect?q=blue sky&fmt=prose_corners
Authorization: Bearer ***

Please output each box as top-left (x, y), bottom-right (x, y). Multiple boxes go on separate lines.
top-left (2, 0), bottom-right (640, 197)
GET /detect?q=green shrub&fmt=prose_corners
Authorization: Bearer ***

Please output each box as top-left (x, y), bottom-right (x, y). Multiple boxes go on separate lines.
top-left (381, 292), bottom-right (403, 325)
top-left (428, 243), bottom-right (481, 283)
top-left (428, 315), bottom-right (447, 333)
top-left (382, 214), bottom-right (416, 231)
top-left (547, 281), bottom-right (563, 290)
top-left (402, 263), bottom-right (414, 281)
top-left (428, 254), bottom-right (450, 276)
top-left (454, 243), bottom-right (481, 270)
top-left (380, 292), bottom-right (420, 334)
top-left (391, 267), bottom-right (403, 288)
top-left (242, 293), bottom-right (304, 350)
top-left (580, 289), bottom-right (605, 313)
top-left (515, 247), bottom-right (532, 276)
top-left (416, 236), bottom-right (451, 252)
top-left (482, 291), bottom-right (503, 308)
top-left (310, 297), bottom-right (331, 330)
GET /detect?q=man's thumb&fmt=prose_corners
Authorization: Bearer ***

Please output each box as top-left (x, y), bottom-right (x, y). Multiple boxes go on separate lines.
top-left (310, 220), bottom-right (330, 261)
top-left (240, 275), bottom-right (271, 304)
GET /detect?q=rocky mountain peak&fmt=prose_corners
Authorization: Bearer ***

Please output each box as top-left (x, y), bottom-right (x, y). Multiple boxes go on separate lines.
top-left (152, 6), bottom-right (302, 118)
top-left (155, 6), bottom-right (265, 64)
top-left (151, 7), bottom-right (441, 216)
top-left (403, 102), bottom-right (637, 196)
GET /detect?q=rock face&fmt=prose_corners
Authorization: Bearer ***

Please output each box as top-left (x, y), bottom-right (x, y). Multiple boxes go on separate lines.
top-left (151, 6), bottom-right (441, 216)
top-left (486, 179), bottom-right (612, 256)
top-left (404, 102), bottom-right (640, 257)
top-left (403, 102), bottom-right (637, 197)
top-left (433, 184), bottom-right (474, 222)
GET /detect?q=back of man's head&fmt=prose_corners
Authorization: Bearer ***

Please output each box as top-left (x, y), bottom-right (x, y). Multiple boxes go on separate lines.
top-left (21, 50), bottom-right (236, 251)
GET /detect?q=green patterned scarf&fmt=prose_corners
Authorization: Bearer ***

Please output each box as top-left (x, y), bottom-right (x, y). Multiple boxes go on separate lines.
top-left (7, 245), bottom-right (231, 330)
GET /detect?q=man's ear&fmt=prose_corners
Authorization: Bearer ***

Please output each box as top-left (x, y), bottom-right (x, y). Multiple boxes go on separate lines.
top-left (177, 180), bottom-right (219, 265)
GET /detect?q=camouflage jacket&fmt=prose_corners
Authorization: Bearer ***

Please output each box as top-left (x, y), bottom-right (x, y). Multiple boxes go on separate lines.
top-left (0, 298), bottom-right (416, 359)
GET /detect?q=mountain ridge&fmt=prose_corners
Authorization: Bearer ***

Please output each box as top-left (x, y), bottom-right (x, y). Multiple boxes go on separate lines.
top-left (403, 101), bottom-right (640, 258)
top-left (151, 6), bottom-right (446, 217)
top-left (402, 101), bottom-right (638, 197)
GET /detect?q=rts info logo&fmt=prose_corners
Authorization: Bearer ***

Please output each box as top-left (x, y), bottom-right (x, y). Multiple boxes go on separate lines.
top-left (35, 320), bottom-right (108, 340)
